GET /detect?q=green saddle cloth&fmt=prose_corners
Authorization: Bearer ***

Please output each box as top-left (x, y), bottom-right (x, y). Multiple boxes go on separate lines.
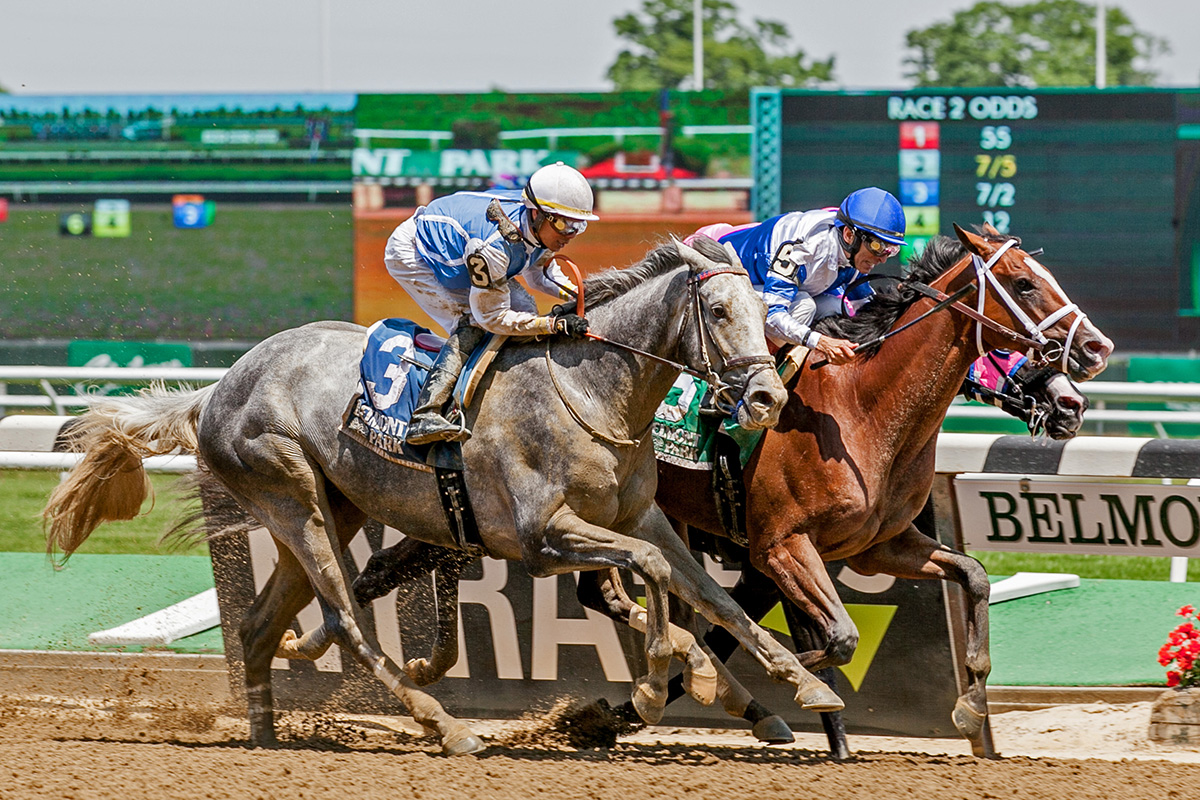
top-left (651, 375), bottom-right (765, 470)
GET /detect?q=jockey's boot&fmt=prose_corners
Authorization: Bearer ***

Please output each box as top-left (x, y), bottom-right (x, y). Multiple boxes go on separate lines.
top-left (404, 323), bottom-right (487, 446)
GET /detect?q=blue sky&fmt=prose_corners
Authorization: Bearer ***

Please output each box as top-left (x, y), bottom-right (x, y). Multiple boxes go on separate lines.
top-left (0, 0), bottom-right (1194, 96)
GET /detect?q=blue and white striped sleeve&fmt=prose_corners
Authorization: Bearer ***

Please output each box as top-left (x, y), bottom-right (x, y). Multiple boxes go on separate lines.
top-left (763, 272), bottom-right (821, 347)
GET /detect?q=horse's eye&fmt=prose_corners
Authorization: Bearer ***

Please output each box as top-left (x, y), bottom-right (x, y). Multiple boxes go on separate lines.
top-left (710, 304), bottom-right (727, 319)
top-left (1015, 277), bottom-right (1036, 294)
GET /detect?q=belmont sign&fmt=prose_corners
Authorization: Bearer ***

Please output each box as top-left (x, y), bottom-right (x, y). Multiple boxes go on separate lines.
top-left (352, 148), bottom-right (576, 179)
top-left (955, 476), bottom-right (1200, 556)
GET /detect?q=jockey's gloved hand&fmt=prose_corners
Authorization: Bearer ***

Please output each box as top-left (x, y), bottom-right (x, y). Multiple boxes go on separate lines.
top-left (552, 313), bottom-right (589, 339)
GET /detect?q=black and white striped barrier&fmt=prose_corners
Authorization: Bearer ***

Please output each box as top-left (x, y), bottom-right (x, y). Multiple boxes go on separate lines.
top-left (936, 432), bottom-right (1200, 479)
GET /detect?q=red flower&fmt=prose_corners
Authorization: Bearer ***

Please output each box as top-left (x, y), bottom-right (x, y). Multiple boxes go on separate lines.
top-left (1178, 605), bottom-right (1196, 617)
top-left (1168, 671), bottom-right (1182, 687)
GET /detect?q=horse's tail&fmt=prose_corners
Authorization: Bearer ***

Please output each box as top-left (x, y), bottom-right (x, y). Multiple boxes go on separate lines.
top-left (42, 382), bottom-right (218, 563)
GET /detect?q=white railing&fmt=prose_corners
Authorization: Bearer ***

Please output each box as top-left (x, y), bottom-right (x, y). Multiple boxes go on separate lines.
top-left (0, 366), bottom-right (227, 416)
top-left (352, 125), bottom-right (754, 149)
top-left (1, 366), bottom-right (1199, 435)
top-left (0, 451), bottom-right (196, 472)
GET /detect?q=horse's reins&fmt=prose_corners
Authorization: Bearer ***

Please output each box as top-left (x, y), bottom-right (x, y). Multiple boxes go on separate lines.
top-left (554, 256), bottom-right (764, 384)
top-left (811, 239), bottom-right (1082, 371)
top-left (546, 256), bottom-right (773, 445)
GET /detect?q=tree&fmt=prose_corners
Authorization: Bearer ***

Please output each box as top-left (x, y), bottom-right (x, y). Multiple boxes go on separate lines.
top-left (904, 0), bottom-right (1169, 88)
top-left (607, 0), bottom-right (834, 92)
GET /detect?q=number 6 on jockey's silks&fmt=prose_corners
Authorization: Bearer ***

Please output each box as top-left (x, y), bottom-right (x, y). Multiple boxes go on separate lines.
top-left (770, 242), bottom-right (799, 279)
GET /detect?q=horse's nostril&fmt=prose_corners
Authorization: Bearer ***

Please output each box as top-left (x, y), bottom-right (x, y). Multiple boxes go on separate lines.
top-left (1057, 395), bottom-right (1082, 412)
top-left (749, 389), bottom-right (774, 410)
top-left (1084, 338), bottom-right (1113, 360)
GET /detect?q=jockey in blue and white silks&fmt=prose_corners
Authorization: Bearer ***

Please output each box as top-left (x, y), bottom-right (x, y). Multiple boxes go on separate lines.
top-left (385, 161), bottom-right (597, 445)
top-left (692, 187), bottom-right (907, 366)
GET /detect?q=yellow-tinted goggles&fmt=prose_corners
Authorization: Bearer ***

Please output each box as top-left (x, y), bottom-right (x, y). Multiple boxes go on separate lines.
top-left (860, 231), bottom-right (901, 257)
top-left (545, 213), bottom-right (588, 236)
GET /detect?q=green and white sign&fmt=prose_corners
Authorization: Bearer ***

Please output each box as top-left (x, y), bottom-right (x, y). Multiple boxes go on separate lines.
top-left (67, 340), bottom-right (193, 397)
top-left (352, 148), bottom-right (576, 179)
top-left (93, 199), bottom-right (132, 238)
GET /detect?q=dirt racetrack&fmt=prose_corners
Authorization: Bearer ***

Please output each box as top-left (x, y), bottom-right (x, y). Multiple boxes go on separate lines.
top-left (2, 691), bottom-right (1198, 800)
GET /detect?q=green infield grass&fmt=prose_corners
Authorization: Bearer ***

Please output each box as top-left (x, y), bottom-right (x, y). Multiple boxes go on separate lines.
top-left (0, 204), bottom-right (352, 340)
top-left (0, 471), bottom-right (205, 557)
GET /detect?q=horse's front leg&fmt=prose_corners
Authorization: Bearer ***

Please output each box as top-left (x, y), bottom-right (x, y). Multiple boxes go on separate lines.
top-left (606, 560), bottom-right (797, 744)
top-left (527, 509), bottom-right (699, 724)
top-left (749, 532), bottom-right (860, 670)
top-left (634, 509), bottom-right (843, 713)
top-left (576, 568), bottom-right (717, 707)
top-left (845, 524), bottom-right (995, 758)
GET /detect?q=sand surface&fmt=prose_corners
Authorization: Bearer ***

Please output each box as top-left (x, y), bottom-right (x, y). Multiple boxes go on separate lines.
top-left (1, 692), bottom-right (1197, 799)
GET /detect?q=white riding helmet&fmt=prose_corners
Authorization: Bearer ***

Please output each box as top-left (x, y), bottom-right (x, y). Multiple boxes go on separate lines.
top-left (522, 162), bottom-right (599, 222)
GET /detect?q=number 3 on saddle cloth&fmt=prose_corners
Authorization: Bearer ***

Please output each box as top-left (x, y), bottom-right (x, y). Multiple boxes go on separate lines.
top-left (340, 317), bottom-right (494, 553)
top-left (652, 346), bottom-right (810, 547)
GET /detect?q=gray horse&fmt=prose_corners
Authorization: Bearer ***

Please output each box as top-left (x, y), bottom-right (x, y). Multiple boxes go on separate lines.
top-left (43, 238), bottom-right (843, 756)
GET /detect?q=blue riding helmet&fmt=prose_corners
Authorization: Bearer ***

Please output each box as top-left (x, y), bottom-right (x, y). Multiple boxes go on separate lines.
top-left (835, 187), bottom-right (906, 245)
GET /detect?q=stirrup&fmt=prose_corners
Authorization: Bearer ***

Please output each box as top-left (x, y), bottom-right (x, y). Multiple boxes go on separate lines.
top-left (405, 413), bottom-right (471, 446)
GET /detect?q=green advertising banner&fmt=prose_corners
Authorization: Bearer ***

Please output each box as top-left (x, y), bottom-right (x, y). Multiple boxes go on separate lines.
top-left (67, 340), bottom-right (193, 396)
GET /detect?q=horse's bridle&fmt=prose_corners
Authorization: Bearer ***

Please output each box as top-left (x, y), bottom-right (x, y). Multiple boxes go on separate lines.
top-left (962, 353), bottom-right (1050, 436)
top-left (964, 239), bottom-right (1088, 373)
top-left (902, 239), bottom-right (1088, 373)
top-left (546, 259), bottom-right (774, 446)
top-left (682, 265), bottom-right (776, 414)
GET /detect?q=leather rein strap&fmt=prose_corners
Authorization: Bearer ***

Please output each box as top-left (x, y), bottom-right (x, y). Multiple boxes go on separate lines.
top-left (906, 280), bottom-right (1043, 350)
top-left (546, 260), bottom-right (771, 446)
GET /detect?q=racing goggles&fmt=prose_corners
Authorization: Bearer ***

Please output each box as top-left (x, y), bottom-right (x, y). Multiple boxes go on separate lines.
top-left (857, 229), bottom-right (902, 258)
top-left (543, 213), bottom-right (588, 236)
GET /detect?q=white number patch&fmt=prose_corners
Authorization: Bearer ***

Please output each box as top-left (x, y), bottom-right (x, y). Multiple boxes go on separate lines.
top-left (466, 252), bottom-right (492, 289)
top-left (769, 243), bottom-right (798, 279)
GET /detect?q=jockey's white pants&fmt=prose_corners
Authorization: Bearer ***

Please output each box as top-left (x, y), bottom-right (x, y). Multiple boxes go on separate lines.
top-left (384, 216), bottom-right (538, 335)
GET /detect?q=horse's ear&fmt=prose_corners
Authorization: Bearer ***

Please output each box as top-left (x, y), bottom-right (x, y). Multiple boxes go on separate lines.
top-left (953, 223), bottom-right (987, 257)
top-left (672, 236), bottom-right (703, 268)
top-left (981, 221), bottom-right (1002, 237)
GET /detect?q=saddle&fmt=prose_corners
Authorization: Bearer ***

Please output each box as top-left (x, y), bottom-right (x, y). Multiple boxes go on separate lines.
top-left (340, 318), bottom-right (497, 555)
top-left (652, 345), bottom-right (809, 546)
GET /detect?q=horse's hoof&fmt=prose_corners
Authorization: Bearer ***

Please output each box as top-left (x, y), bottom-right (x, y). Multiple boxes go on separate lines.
top-left (632, 680), bottom-right (666, 725)
top-left (273, 629), bottom-right (297, 659)
top-left (683, 653), bottom-right (717, 706)
top-left (442, 732), bottom-right (486, 757)
top-left (404, 657), bottom-right (439, 686)
top-left (751, 714), bottom-right (795, 745)
top-left (795, 682), bottom-right (844, 712)
top-left (952, 697), bottom-right (987, 741)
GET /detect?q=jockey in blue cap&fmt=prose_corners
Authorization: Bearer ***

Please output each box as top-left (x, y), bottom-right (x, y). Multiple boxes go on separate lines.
top-left (689, 189), bottom-right (1047, 420)
top-left (384, 161), bottom-right (598, 445)
top-left (696, 187), bottom-right (906, 365)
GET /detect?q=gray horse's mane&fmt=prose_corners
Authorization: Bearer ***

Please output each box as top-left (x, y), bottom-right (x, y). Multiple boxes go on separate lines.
top-left (581, 236), bottom-right (732, 311)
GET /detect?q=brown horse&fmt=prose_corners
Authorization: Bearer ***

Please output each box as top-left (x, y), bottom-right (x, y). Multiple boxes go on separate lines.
top-left (634, 225), bottom-right (1112, 755)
